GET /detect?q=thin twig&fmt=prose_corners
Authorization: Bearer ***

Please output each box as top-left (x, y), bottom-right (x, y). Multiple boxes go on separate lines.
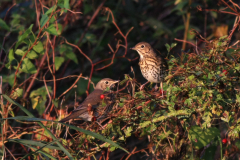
top-left (23, 53), bottom-right (47, 99)
top-left (58, 73), bottom-right (82, 99)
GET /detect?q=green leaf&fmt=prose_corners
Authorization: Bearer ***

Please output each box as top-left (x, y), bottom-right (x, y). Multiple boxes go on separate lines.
top-left (188, 75), bottom-right (195, 80)
top-left (59, 44), bottom-right (77, 63)
top-left (19, 58), bottom-right (37, 74)
top-left (139, 121), bottom-right (151, 128)
top-left (5, 49), bottom-right (15, 69)
top-left (220, 111), bottom-right (230, 123)
top-left (184, 98), bottom-right (192, 106)
top-left (33, 41), bottom-right (44, 54)
top-left (124, 127), bottom-right (133, 137)
top-left (0, 18), bottom-right (10, 31)
top-left (16, 24), bottom-right (34, 49)
top-left (58, 0), bottom-right (70, 13)
top-left (44, 24), bottom-right (58, 35)
top-left (235, 64), bottom-right (240, 71)
top-left (236, 94), bottom-right (240, 103)
top-left (12, 88), bottom-right (23, 98)
top-left (109, 146), bottom-right (117, 151)
top-left (174, 0), bottom-right (188, 11)
top-left (2, 73), bottom-right (15, 86)
top-left (8, 139), bottom-right (61, 150)
top-left (4, 116), bottom-right (47, 121)
top-left (40, 14), bottom-right (49, 28)
top-left (65, 52), bottom-right (78, 64)
top-left (15, 49), bottom-right (38, 59)
top-left (30, 86), bottom-right (52, 114)
top-left (9, 49), bottom-right (15, 61)
top-left (171, 43), bottom-right (177, 48)
top-left (219, 35), bottom-right (228, 40)
top-left (165, 43), bottom-right (170, 53)
top-left (83, 33), bottom-right (97, 44)
top-left (208, 72), bottom-right (213, 79)
top-left (10, 14), bottom-right (21, 28)
top-left (27, 50), bottom-right (38, 59)
top-left (18, 24), bottom-right (33, 42)
top-left (45, 5), bottom-right (57, 15)
top-left (165, 43), bottom-right (177, 53)
top-left (15, 49), bottom-right (24, 56)
top-left (171, 86), bottom-right (181, 92)
top-left (56, 23), bottom-right (62, 35)
top-left (210, 11), bottom-right (217, 18)
top-left (52, 99), bottom-right (58, 107)
top-left (64, 0), bottom-right (70, 9)
top-left (135, 91), bottom-right (146, 99)
top-left (188, 125), bottom-right (220, 149)
top-left (201, 145), bottom-right (217, 160)
top-left (54, 57), bottom-right (65, 71)
top-left (30, 86), bottom-right (52, 98)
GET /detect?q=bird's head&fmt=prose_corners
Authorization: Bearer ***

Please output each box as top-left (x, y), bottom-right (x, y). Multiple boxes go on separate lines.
top-left (131, 42), bottom-right (156, 59)
top-left (95, 78), bottom-right (119, 90)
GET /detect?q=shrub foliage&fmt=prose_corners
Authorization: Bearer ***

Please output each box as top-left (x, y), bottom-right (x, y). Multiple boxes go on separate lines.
top-left (1, 0), bottom-right (240, 159)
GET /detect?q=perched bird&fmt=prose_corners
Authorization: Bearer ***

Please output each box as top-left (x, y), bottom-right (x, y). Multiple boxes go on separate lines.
top-left (59, 78), bottom-right (119, 122)
top-left (131, 42), bottom-right (168, 96)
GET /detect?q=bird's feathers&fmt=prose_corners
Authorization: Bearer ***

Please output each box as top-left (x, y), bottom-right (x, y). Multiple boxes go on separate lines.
top-left (59, 89), bottom-right (115, 122)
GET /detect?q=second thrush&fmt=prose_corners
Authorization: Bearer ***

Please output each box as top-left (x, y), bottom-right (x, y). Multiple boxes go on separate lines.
top-left (59, 78), bottom-right (119, 122)
top-left (131, 42), bottom-right (168, 96)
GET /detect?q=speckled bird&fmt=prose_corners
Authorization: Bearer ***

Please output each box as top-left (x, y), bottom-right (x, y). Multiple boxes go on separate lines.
top-left (131, 42), bottom-right (168, 96)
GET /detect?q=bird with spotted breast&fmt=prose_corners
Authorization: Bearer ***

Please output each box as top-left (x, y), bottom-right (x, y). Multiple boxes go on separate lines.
top-left (59, 78), bottom-right (119, 122)
top-left (131, 42), bottom-right (168, 96)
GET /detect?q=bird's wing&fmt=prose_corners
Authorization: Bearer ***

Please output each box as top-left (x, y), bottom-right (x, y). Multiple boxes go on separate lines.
top-left (156, 56), bottom-right (167, 68)
top-left (59, 89), bottom-right (104, 122)
top-left (59, 109), bottom-right (88, 122)
top-left (75, 89), bottom-right (104, 110)
top-left (59, 89), bottom-right (114, 122)
top-left (157, 56), bottom-right (168, 79)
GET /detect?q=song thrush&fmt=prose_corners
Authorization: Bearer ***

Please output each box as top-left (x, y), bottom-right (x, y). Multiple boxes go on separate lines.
top-left (59, 78), bottom-right (119, 122)
top-left (131, 42), bottom-right (168, 96)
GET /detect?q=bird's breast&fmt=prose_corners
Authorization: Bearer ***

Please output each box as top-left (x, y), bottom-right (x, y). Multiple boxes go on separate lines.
top-left (139, 57), bottom-right (163, 83)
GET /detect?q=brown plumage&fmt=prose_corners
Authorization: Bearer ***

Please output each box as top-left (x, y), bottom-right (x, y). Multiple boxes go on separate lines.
top-left (59, 78), bottom-right (119, 122)
top-left (131, 42), bottom-right (168, 95)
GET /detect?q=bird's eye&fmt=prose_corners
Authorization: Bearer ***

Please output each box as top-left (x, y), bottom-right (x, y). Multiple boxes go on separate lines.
top-left (141, 45), bottom-right (145, 48)
top-left (105, 81), bottom-right (108, 84)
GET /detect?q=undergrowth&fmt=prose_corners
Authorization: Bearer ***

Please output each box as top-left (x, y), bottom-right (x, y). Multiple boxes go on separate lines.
top-left (1, 0), bottom-right (240, 160)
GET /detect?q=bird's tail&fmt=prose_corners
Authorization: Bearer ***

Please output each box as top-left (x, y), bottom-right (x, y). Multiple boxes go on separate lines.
top-left (59, 109), bottom-right (88, 122)
top-left (59, 115), bottom-right (72, 122)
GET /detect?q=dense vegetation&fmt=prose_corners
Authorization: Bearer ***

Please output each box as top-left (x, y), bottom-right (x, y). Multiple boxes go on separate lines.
top-left (1, 0), bottom-right (240, 159)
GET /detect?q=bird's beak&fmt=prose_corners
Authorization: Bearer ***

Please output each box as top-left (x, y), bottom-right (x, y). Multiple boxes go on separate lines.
top-left (111, 80), bottom-right (120, 85)
top-left (130, 46), bottom-right (136, 50)
top-left (110, 80), bottom-right (120, 89)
